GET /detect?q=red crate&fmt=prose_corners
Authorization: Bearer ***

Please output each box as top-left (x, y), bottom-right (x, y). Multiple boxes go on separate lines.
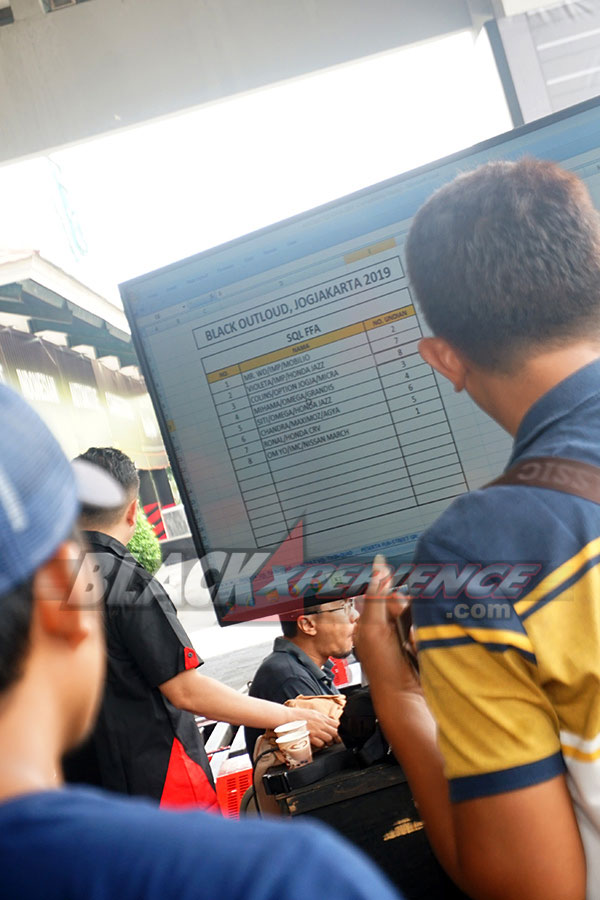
top-left (215, 755), bottom-right (253, 818)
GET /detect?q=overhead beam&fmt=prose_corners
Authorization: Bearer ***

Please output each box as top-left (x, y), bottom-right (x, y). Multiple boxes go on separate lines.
top-left (0, 294), bottom-right (71, 323)
top-left (68, 302), bottom-right (103, 329)
top-left (28, 317), bottom-right (71, 333)
top-left (20, 295), bottom-right (72, 323)
top-left (0, 284), bottom-right (23, 300)
top-left (13, 315), bottom-right (136, 364)
top-left (20, 278), bottom-right (66, 309)
top-left (0, 300), bottom-right (28, 317)
top-left (1, 0), bottom-right (474, 163)
top-left (0, 272), bottom-right (136, 364)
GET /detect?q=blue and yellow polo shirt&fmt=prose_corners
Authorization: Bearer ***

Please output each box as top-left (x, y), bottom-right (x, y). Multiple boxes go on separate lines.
top-left (412, 359), bottom-right (600, 892)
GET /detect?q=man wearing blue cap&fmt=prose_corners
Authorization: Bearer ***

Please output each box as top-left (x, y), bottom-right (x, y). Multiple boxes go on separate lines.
top-left (0, 383), bottom-right (402, 900)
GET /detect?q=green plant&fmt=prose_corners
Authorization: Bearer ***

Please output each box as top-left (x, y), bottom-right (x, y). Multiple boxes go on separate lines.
top-left (128, 509), bottom-right (162, 574)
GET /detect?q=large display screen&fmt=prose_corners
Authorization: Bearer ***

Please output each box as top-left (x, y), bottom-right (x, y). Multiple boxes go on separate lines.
top-left (121, 95), bottom-right (600, 623)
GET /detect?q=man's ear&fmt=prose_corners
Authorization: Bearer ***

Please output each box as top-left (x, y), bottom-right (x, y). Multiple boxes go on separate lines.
top-left (125, 497), bottom-right (138, 528)
top-left (418, 337), bottom-right (468, 393)
top-left (33, 541), bottom-right (92, 648)
top-left (297, 614), bottom-right (317, 637)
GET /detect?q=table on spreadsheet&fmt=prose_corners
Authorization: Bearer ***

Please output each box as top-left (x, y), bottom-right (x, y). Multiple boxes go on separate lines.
top-left (204, 299), bottom-right (467, 548)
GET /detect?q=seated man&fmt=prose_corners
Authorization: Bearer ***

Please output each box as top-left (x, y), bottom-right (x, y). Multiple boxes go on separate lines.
top-left (0, 383), bottom-right (402, 900)
top-left (245, 592), bottom-right (358, 757)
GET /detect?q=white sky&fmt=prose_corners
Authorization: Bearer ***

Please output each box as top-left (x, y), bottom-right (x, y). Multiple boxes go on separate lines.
top-left (0, 29), bottom-right (511, 304)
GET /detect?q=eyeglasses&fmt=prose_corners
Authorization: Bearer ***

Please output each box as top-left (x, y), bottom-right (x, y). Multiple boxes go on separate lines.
top-left (307, 598), bottom-right (356, 617)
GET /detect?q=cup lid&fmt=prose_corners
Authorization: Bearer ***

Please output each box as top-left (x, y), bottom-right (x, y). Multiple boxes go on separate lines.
top-left (274, 719), bottom-right (308, 735)
top-left (276, 730), bottom-right (309, 744)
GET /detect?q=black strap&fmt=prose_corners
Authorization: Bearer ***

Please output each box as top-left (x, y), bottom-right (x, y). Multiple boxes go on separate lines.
top-left (484, 456), bottom-right (600, 506)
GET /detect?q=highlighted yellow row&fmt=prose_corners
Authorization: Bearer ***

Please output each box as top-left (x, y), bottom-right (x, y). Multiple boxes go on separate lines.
top-left (365, 305), bottom-right (415, 331)
top-left (344, 237), bottom-right (397, 264)
top-left (206, 303), bottom-right (415, 382)
top-left (207, 365), bottom-right (242, 384)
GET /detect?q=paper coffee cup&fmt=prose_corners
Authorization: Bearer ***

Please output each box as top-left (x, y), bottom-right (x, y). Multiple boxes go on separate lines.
top-left (274, 719), bottom-right (308, 737)
top-left (277, 728), bottom-right (308, 743)
top-left (276, 729), bottom-right (312, 769)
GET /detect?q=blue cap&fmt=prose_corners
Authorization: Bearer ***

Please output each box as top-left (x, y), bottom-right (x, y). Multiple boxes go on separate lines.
top-left (0, 384), bottom-right (124, 595)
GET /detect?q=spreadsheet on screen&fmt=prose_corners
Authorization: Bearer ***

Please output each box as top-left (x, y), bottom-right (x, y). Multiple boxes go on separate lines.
top-left (121, 96), bottom-right (600, 578)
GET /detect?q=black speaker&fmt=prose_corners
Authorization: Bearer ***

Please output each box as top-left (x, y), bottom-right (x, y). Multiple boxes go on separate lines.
top-left (270, 757), bottom-right (467, 900)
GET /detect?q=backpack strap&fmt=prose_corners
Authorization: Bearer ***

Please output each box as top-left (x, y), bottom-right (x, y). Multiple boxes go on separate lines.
top-left (484, 456), bottom-right (600, 506)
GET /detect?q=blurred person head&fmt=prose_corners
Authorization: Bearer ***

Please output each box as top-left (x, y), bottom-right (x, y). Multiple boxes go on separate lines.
top-left (77, 447), bottom-right (140, 546)
top-left (405, 158), bottom-right (600, 428)
top-left (0, 387), bottom-right (122, 786)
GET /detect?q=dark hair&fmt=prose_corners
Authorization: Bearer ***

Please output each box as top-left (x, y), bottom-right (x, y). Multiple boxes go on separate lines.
top-left (0, 576), bottom-right (35, 694)
top-left (77, 447), bottom-right (140, 527)
top-left (405, 158), bottom-right (600, 371)
top-left (280, 618), bottom-right (298, 639)
top-left (278, 588), bottom-right (326, 639)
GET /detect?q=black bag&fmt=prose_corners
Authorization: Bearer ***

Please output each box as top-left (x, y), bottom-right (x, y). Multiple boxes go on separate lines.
top-left (338, 688), bottom-right (389, 766)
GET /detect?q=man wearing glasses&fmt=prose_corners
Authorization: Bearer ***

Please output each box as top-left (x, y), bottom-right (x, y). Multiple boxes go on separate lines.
top-left (245, 594), bottom-right (359, 758)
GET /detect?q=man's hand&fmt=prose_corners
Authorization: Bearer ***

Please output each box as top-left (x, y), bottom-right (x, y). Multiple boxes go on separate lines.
top-left (296, 708), bottom-right (340, 748)
top-left (354, 554), bottom-right (421, 696)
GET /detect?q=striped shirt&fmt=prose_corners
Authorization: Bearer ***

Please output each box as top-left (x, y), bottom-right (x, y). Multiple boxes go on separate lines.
top-left (412, 359), bottom-right (600, 899)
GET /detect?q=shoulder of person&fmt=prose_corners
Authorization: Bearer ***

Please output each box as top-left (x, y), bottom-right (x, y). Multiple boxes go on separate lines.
top-left (36, 789), bottom-right (400, 900)
top-left (256, 648), bottom-right (314, 682)
top-left (416, 481), bottom-right (567, 565)
top-left (85, 535), bottom-right (156, 584)
top-left (100, 551), bottom-right (172, 613)
top-left (123, 550), bottom-right (162, 587)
